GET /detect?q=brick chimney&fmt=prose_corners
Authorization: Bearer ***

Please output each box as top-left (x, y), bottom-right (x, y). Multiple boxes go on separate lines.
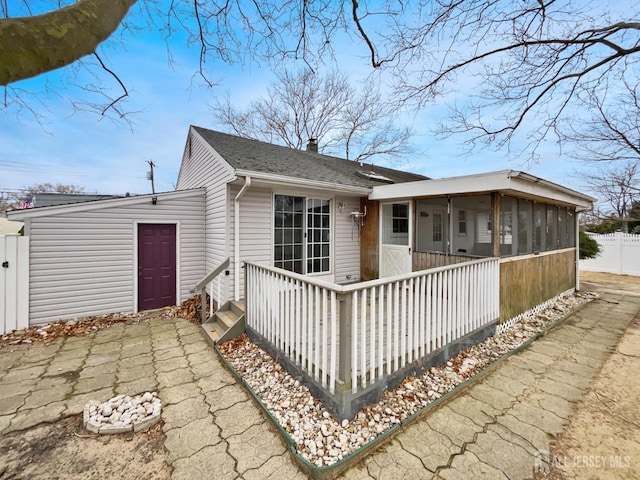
top-left (306, 138), bottom-right (318, 153)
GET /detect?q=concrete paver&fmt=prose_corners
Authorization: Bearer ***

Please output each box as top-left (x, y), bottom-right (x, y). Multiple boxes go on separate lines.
top-left (242, 454), bottom-right (310, 480)
top-left (495, 414), bottom-right (550, 452)
top-left (161, 396), bottom-right (210, 430)
top-left (204, 383), bottom-right (251, 412)
top-left (0, 394), bottom-right (26, 416)
top-left (215, 400), bottom-right (263, 436)
top-left (171, 443), bottom-right (236, 480)
top-left (228, 422), bottom-right (290, 473)
top-left (364, 440), bottom-right (434, 480)
top-left (164, 416), bottom-right (222, 462)
top-left (156, 367), bottom-right (194, 388)
top-left (1, 274), bottom-right (639, 480)
top-left (115, 377), bottom-right (159, 395)
top-left (9, 401), bottom-right (66, 431)
top-left (425, 405), bottom-right (483, 448)
top-left (397, 424), bottom-right (459, 472)
top-left (439, 451), bottom-right (508, 480)
top-left (466, 429), bottom-right (532, 479)
top-left (446, 395), bottom-right (495, 427)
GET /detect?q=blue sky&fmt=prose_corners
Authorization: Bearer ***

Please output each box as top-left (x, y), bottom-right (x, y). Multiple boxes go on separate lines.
top-left (0, 2), bottom-right (587, 198)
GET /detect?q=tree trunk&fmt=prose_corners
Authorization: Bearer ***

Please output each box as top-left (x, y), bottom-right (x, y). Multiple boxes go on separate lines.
top-left (0, 0), bottom-right (138, 85)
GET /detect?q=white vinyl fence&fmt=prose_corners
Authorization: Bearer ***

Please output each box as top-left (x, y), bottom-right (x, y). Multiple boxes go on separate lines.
top-left (1, 235), bottom-right (29, 335)
top-left (580, 232), bottom-right (640, 276)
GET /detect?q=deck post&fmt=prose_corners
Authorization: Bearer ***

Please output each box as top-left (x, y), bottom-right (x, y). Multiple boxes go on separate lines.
top-left (201, 287), bottom-right (207, 323)
top-left (338, 293), bottom-right (352, 386)
top-left (244, 263), bottom-right (248, 322)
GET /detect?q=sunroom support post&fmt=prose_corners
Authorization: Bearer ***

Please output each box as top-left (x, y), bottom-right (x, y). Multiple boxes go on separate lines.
top-left (448, 196), bottom-right (453, 255)
top-left (492, 193), bottom-right (501, 257)
top-left (338, 293), bottom-right (352, 387)
top-left (575, 209), bottom-right (580, 291)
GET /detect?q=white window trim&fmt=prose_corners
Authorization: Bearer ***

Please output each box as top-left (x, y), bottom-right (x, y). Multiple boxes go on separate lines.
top-left (271, 192), bottom-right (334, 277)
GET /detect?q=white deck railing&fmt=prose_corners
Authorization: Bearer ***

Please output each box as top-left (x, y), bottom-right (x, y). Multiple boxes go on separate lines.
top-left (245, 257), bottom-right (500, 395)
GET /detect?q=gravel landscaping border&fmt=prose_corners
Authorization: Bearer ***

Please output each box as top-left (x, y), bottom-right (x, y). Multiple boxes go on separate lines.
top-left (217, 290), bottom-right (597, 479)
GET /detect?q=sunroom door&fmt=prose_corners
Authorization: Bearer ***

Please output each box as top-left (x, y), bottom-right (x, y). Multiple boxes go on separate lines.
top-left (380, 202), bottom-right (412, 278)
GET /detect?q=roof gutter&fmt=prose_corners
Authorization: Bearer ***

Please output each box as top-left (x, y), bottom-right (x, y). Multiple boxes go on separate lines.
top-left (234, 169), bottom-right (372, 196)
top-left (6, 188), bottom-right (206, 220)
top-left (507, 170), bottom-right (596, 208)
top-left (234, 176), bottom-right (251, 301)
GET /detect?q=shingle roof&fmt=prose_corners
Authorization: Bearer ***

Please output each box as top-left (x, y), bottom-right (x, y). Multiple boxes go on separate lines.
top-left (193, 126), bottom-right (428, 188)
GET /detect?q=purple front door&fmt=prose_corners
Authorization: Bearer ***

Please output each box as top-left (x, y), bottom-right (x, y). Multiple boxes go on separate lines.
top-left (138, 224), bottom-right (177, 311)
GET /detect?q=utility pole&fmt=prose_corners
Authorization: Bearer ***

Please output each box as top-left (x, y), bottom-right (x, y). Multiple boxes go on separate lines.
top-left (146, 160), bottom-right (156, 194)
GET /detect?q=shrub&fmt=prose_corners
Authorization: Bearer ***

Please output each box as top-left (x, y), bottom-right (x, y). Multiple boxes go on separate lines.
top-left (579, 230), bottom-right (601, 259)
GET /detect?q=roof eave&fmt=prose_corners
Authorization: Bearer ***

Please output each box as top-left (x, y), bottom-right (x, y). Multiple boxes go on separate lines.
top-left (234, 169), bottom-right (373, 195)
top-left (6, 188), bottom-right (205, 220)
top-left (369, 170), bottom-right (594, 209)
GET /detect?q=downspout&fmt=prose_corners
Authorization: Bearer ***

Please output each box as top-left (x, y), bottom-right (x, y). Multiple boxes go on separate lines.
top-left (447, 196), bottom-right (452, 255)
top-left (575, 208), bottom-right (580, 291)
top-left (234, 176), bottom-right (252, 301)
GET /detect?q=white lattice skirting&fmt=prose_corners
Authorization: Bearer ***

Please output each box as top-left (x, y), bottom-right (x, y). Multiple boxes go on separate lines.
top-left (496, 288), bottom-right (575, 335)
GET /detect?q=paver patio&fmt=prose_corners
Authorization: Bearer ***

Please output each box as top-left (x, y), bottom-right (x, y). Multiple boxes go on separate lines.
top-left (0, 274), bottom-right (638, 479)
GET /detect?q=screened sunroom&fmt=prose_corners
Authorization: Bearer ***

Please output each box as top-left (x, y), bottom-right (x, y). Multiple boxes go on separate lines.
top-left (412, 194), bottom-right (577, 259)
top-left (363, 170), bottom-right (591, 321)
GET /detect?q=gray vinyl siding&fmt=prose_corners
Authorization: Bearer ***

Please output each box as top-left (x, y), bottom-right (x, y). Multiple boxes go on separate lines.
top-left (176, 129), bottom-right (235, 304)
top-left (229, 188), bottom-right (364, 293)
top-left (27, 190), bottom-right (205, 324)
top-left (334, 196), bottom-right (362, 283)
top-left (175, 128), bottom-right (366, 301)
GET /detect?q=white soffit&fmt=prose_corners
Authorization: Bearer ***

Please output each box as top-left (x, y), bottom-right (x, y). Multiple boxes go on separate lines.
top-left (369, 170), bottom-right (595, 209)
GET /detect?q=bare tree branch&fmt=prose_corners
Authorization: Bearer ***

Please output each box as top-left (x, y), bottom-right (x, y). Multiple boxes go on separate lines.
top-left (0, 0), bottom-right (138, 85)
top-left (385, 0), bottom-right (640, 161)
top-left (563, 78), bottom-right (640, 162)
top-left (93, 53), bottom-right (129, 117)
top-left (576, 161), bottom-right (640, 232)
top-left (213, 68), bottom-right (416, 163)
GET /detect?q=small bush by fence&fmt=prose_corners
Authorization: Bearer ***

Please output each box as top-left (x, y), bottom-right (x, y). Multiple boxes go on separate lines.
top-left (579, 232), bottom-right (640, 276)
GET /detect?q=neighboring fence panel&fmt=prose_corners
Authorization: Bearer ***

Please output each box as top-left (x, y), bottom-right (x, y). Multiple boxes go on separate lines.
top-left (580, 233), bottom-right (640, 276)
top-left (1, 235), bottom-right (29, 335)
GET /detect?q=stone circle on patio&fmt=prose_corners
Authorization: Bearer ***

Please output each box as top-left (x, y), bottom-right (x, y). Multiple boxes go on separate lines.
top-left (83, 392), bottom-right (161, 434)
